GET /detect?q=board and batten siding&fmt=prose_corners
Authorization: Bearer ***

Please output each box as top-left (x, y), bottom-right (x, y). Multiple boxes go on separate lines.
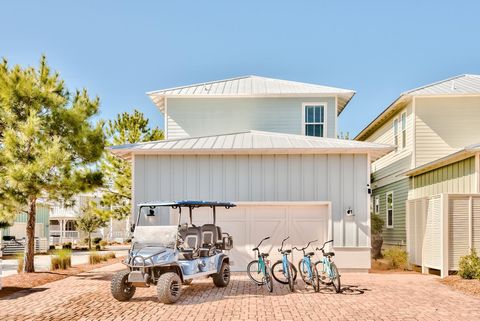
top-left (133, 153), bottom-right (369, 248)
top-left (371, 178), bottom-right (409, 245)
top-left (166, 97), bottom-right (337, 140)
top-left (410, 156), bottom-right (477, 199)
top-left (415, 96), bottom-right (480, 167)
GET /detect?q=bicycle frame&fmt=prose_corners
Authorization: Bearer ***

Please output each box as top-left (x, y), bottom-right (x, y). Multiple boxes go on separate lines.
top-left (279, 236), bottom-right (292, 278)
top-left (316, 239), bottom-right (335, 278)
top-left (300, 256), bottom-right (313, 278)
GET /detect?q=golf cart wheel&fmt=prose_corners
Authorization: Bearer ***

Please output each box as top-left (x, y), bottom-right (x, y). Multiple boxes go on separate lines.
top-left (213, 261), bottom-right (230, 287)
top-left (111, 270), bottom-right (136, 301)
top-left (183, 279), bottom-right (193, 285)
top-left (157, 272), bottom-right (182, 304)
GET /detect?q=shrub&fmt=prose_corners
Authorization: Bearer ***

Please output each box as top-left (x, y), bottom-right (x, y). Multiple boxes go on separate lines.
top-left (99, 240), bottom-right (108, 248)
top-left (384, 247), bottom-right (408, 269)
top-left (93, 237), bottom-right (102, 245)
top-left (104, 252), bottom-right (116, 260)
top-left (458, 248), bottom-right (480, 279)
top-left (371, 213), bottom-right (385, 236)
top-left (16, 253), bottom-right (24, 273)
top-left (49, 245), bottom-right (55, 250)
top-left (95, 244), bottom-right (101, 251)
top-left (63, 242), bottom-right (72, 249)
top-left (89, 251), bottom-right (103, 265)
top-left (51, 249), bottom-right (72, 270)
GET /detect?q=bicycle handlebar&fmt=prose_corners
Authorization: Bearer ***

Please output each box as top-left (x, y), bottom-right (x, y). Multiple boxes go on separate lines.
top-left (293, 240), bottom-right (318, 253)
top-left (278, 236), bottom-right (290, 252)
top-left (315, 239), bottom-right (334, 251)
top-left (255, 236), bottom-right (270, 250)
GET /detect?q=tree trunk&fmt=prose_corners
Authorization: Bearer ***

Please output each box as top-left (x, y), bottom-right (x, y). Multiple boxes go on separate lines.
top-left (371, 233), bottom-right (383, 259)
top-left (24, 198), bottom-right (36, 272)
top-left (88, 232), bottom-right (91, 250)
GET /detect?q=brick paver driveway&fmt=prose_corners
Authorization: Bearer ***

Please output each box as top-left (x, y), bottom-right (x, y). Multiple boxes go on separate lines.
top-left (1, 263), bottom-right (479, 321)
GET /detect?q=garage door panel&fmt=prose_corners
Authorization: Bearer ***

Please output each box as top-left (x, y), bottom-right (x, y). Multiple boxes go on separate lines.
top-left (171, 203), bottom-right (329, 272)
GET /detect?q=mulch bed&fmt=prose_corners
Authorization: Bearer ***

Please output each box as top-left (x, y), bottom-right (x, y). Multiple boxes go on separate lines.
top-left (0, 257), bottom-right (124, 298)
top-left (440, 275), bottom-right (480, 298)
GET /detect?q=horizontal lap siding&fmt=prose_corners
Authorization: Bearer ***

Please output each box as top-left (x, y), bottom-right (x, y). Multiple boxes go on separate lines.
top-left (411, 157), bottom-right (476, 198)
top-left (167, 97), bottom-right (337, 139)
top-left (415, 97), bottom-right (480, 167)
top-left (372, 178), bottom-right (409, 245)
top-left (133, 154), bottom-right (369, 248)
top-left (1, 204), bottom-right (50, 238)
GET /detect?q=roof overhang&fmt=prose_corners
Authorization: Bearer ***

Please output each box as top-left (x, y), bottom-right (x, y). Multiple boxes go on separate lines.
top-left (404, 144), bottom-right (480, 177)
top-left (108, 130), bottom-right (394, 162)
top-left (148, 92), bottom-right (356, 116)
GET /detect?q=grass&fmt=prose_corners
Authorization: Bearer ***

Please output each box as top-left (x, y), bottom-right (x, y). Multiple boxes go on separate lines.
top-left (384, 247), bottom-right (408, 269)
top-left (16, 253), bottom-right (24, 273)
top-left (89, 251), bottom-right (116, 264)
top-left (51, 249), bottom-right (72, 270)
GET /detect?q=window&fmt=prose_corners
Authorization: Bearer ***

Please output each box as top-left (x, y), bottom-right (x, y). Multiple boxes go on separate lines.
top-left (374, 195), bottom-right (380, 214)
top-left (303, 104), bottom-right (325, 137)
top-left (393, 118), bottom-right (399, 150)
top-left (386, 192), bottom-right (394, 228)
top-left (401, 113), bottom-right (406, 149)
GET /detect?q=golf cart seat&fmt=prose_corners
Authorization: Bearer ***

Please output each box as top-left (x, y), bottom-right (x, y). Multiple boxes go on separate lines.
top-left (201, 224), bottom-right (219, 247)
top-left (179, 227), bottom-right (202, 260)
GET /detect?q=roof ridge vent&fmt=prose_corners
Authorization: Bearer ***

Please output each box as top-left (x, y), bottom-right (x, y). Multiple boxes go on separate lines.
top-left (451, 80), bottom-right (456, 90)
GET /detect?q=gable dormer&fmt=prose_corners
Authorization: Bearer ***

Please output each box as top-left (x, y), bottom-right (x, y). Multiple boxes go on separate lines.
top-left (147, 76), bottom-right (355, 139)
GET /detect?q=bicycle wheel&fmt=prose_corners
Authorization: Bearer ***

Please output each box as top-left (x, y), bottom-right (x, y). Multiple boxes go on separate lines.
top-left (298, 260), bottom-right (312, 285)
top-left (271, 260), bottom-right (297, 284)
top-left (265, 271), bottom-right (274, 293)
top-left (310, 263), bottom-right (320, 292)
top-left (315, 260), bottom-right (332, 285)
top-left (287, 262), bottom-right (295, 292)
top-left (330, 263), bottom-right (341, 293)
top-left (247, 260), bottom-right (265, 285)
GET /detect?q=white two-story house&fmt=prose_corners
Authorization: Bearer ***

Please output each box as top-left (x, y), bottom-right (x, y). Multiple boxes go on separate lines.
top-left (110, 75), bottom-right (393, 271)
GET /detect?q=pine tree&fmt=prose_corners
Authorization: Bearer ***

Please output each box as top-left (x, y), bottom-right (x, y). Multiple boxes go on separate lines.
top-left (101, 110), bottom-right (163, 219)
top-left (0, 56), bottom-right (105, 272)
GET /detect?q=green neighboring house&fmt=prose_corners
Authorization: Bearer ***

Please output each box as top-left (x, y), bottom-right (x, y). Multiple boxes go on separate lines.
top-left (356, 74), bottom-right (480, 248)
top-left (1, 203), bottom-right (50, 240)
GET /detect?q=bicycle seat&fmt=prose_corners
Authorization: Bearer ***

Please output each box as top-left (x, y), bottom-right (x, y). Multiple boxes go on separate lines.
top-left (281, 249), bottom-right (291, 254)
top-left (323, 252), bottom-right (335, 257)
top-left (260, 253), bottom-right (269, 257)
top-left (307, 252), bottom-right (315, 257)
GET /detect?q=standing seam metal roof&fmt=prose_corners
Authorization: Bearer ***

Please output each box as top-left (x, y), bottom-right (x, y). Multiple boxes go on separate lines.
top-left (108, 130), bottom-right (394, 161)
top-left (147, 75), bottom-right (356, 115)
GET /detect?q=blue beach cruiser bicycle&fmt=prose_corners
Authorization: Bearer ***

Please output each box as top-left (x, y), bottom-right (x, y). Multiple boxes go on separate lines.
top-left (247, 237), bottom-right (274, 292)
top-left (271, 236), bottom-right (297, 292)
top-left (294, 240), bottom-right (320, 292)
top-left (315, 239), bottom-right (341, 293)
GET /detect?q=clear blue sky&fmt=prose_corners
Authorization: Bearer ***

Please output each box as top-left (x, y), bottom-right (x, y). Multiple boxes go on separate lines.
top-left (1, 1), bottom-right (480, 137)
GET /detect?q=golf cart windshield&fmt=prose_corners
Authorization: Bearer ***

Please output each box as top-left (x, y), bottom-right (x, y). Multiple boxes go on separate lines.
top-left (133, 225), bottom-right (177, 248)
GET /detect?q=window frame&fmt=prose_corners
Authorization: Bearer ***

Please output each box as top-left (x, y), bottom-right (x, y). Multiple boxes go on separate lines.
top-left (393, 118), bottom-right (399, 150)
top-left (386, 191), bottom-right (394, 228)
top-left (401, 112), bottom-right (407, 149)
top-left (302, 102), bottom-right (327, 138)
top-left (374, 195), bottom-right (380, 215)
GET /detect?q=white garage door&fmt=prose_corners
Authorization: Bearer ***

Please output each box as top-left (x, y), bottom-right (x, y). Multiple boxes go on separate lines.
top-left (171, 203), bottom-right (330, 271)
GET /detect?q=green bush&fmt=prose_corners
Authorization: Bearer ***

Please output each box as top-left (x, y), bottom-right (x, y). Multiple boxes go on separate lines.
top-left (95, 244), bottom-right (101, 251)
top-left (384, 247), bottom-right (408, 269)
top-left (89, 251), bottom-right (103, 264)
top-left (93, 237), bottom-right (102, 245)
top-left (51, 249), bottom-right (72, 270)
top-left (371, 213), bottom-right (385, 236)
top-left (458, 248), bottom-right (480, 279)
top-left (99, 240), bottom-right (108, 248)
top-left (63, 242), bottom-right (72, 249)
top-left (16, 253), bottom-right (24, 273)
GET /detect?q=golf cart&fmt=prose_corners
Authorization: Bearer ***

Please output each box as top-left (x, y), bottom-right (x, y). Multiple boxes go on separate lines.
top-left (111, 200), bottom-right (235, 304)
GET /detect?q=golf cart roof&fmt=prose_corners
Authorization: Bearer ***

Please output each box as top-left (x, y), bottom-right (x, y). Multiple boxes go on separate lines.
top-left (138, 200), bottom-right (236, 208)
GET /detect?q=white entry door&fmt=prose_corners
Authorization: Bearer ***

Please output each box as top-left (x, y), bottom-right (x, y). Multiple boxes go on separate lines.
top-left (171, 203), bottom-right (330, 271)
